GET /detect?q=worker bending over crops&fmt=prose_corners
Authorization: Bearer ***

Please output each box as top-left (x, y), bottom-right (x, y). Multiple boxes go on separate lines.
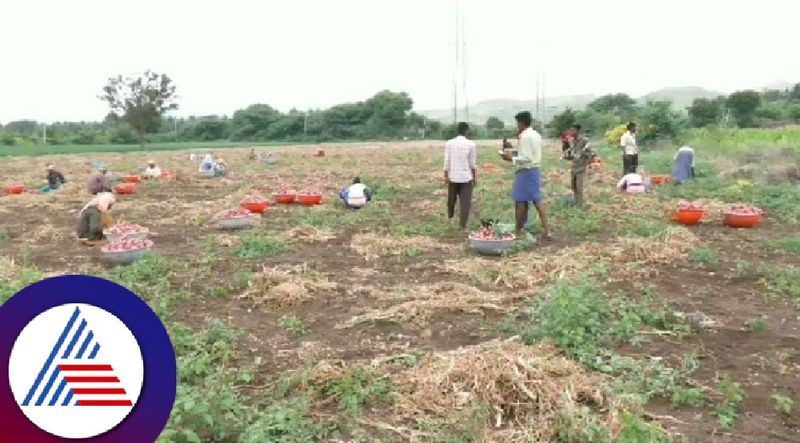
top-left (568, 125), bottom-right (594, 209)
top-left (501, 111), bottom-right (551, 238)
top-left (214, 158), bottom-right (228, 177)
top-left (444, 122), bottom-right (477, 230)
top-left (42, 164), bottom-right (66, 193)
top-left (340, 177), bottom-right (372, 209)
top-left (199, 154), bottom-right (214, 173)
top-left (144, 160), bottom-right (162, 179)
top-left (88, 166), bottom-right (112, 195)
top-left (672, 146), bottom-right (695, 184)
top-left (76, 192), bottom-right (115, 242)
top-left (616, 170), bottom-right (647, 194)
top-left (620, 122), bottom-right (639, 175)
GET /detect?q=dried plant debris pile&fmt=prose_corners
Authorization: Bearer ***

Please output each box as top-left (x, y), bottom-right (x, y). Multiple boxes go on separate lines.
top-left (310, 340), bottom-right (624, 442)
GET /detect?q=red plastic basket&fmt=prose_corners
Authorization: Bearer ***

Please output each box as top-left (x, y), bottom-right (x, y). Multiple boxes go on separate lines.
top-left (274, 194), bottom-right (297, 204)
top-left (4, 183), bottom-right (25, 195)
top-left (724, 212), bottom-right (762, 228)
top-left (670, 209), bottom-right (705, 225)
top-left (298, 194), bottom-right (322, 206)
top-left (241, 201), bottom-right (269, 213)
top-left (122, 175), bottom-right (141, 184)
top-left (114, 183), bottom-right (137, 195)
top-left (651, 175), bottom-right (672, 185)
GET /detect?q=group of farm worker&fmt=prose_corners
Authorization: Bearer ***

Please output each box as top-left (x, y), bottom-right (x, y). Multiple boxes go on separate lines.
top-left (249, 148), bottom-right (278, 165)
top-left (442, 114), bottom-right (697, 238)
top-left (198, 154), bottom-right (229, 176)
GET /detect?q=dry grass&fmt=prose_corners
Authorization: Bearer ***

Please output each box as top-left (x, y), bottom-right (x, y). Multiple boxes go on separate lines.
top-left (283, 225), bottom-right (336, 242)
top-left (335, 282), bottom-right (517, 329)
top-left (241, 264), bottom-right (337, 306)
top-left (308, 339), bottom-right (613, 442)
top-left (350, 233), bottom-right (456, 260)
top-left (447, 227), bottom-right (698, 289)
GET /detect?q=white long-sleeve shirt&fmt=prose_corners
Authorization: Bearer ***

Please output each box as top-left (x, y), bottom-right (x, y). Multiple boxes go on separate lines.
top-left (144, 166), bottom-right (162, 178)
top-left (513, 127), bottom-right (542, 169)
top-left (443, 135), bottom-right (477, 183)
top-left (620, 131), bottom-right (638, 155)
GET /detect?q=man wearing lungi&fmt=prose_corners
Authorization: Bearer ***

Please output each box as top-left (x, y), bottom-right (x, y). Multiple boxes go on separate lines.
top-left (502, 111), bottom-right (551, 238)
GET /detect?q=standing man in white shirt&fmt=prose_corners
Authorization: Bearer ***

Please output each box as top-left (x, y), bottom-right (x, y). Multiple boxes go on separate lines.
top-left (501, 111), bottom-right (551, 238)
top-left (444, 122), bottom-right (477, 230)
top-left (620, 122), bottom-right (639, 175)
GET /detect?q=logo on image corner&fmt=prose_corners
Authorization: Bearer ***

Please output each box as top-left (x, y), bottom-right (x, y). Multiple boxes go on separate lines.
top-left (9, 304), bottom-right (144, 439)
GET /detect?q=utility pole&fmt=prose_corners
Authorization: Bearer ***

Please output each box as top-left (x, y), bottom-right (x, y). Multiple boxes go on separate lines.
top-left (542, 72), bottom-right (547, 124)
top-left (461, 5), bottom-right (469, 123)
top-left (42, 123), bottom-right (47, 145)
top-left (535, 77), bottom-right (540, 121)
top-left (453, 0), bottom-right (460, 123)
top-left (303, 112), bottom-right (309, 137)
top-left (173, 118), bottom-right (178, 142)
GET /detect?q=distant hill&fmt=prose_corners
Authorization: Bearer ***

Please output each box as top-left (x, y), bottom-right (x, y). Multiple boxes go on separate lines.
top-left (419, 86), bottom-right (724, 124)
top-left (639, 86), bottom-right (724, 110)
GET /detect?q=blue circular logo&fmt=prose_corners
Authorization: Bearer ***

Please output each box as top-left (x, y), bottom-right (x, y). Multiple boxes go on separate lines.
top-left (0, 275), bottom-right (177, 442)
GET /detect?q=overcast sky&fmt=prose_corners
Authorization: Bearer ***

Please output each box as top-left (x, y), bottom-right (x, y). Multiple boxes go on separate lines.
top-left (1, 0), bottom-right (798, 123)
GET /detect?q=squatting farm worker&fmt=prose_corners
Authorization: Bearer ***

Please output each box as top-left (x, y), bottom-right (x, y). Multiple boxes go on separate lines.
top-left (88, 166), bottom-right (111, 195)
top-left (144, 160), bottom-right (162, 179)
top-left (214, 158), bottom-right (228, 176)
top-left (199, 154), bottom-right (214, 172)
top-left (620, 122), bottom-right (639, 175)
top-left (672, 145), bottom-right (695, 184)
top-left (443, 122), bottom-right (477, 230)
top-left (616, 171), bottom-right (647, 194)
top-left (569, 125), bottom-right (594, 210)
top-left (76, 192), bottom-right (116, 241)
top-left (43, 164), bottom-right (66, 193)
top-left (339, 177), bottom-right (372, 209)
top-left (501, 111), bottom-right (551, 238)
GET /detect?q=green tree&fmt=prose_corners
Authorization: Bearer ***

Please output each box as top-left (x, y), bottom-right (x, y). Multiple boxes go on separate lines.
top-left (322, 102), bottom-right (369, 139)
top-left (546, 108), bottom-right (577, 138)
top-left (4, 120), bottom-right (38, 135)
top-left (754, 103), bottom-right (787, 123)
top-left (587, 93), bottom-right (637, 116)
top-left (687, 98), bottom-right (723, 127)
top-left (230, 104), bottom-right (281, 140)
top-left (638, 100), bottom-right (685, 144)
top-left (788, 104), bottom-right (800, 122)
top-left (726, 90), bottom-right (761, 127)
top-left (364, 90), bottom-right (413, 137)
top-left (485, 116), bottom-right (504, 131)
top-left (790, 83), bottom-right (800, 101)
top-left (100, 70), bottom-right (178, 145)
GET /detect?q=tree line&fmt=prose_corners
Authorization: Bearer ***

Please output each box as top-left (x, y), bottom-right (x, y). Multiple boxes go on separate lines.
top-left (1, 71), bottom-right (454, 147)
top-left (2, 70), bottom-right (799, 147)
top-left (545, 84), bottom-right (800, 145)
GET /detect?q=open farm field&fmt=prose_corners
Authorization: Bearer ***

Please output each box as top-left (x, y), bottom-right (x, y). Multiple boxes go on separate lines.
top-left (1, 139), bottom-right (799, 442)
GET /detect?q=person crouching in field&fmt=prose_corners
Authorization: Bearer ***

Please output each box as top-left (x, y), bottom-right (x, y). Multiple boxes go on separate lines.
top-left (42, 164), bottom-right (66, 193)
top-left (144, 160), bottom-right (162, 179)
top-left (340, 177), bottom-right (372, 209)
top-left (501, 111), bottom-right (551, 238)
top-left (214, 158), bottom-right (228, 177)
top-left (616, 170), bottom-right (647, 194)
top-left (88, 167), bottom-right (112, 195)
top-left (672, 145), bottom-right (695, 184)
top-left (76, 192), bottom-right (115, 243)
top-left (199, 154), bottom-right (214, 173)
top-left (444, 122), bottom-right (477, 231)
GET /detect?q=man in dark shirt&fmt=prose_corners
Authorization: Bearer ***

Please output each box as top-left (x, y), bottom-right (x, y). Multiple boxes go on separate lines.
top-left (569, 125), bottom-right (594, 210)
top-left (45, 164), bottom-right (66, 192)
top-left (88, 167), bottom-right (111, 195)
